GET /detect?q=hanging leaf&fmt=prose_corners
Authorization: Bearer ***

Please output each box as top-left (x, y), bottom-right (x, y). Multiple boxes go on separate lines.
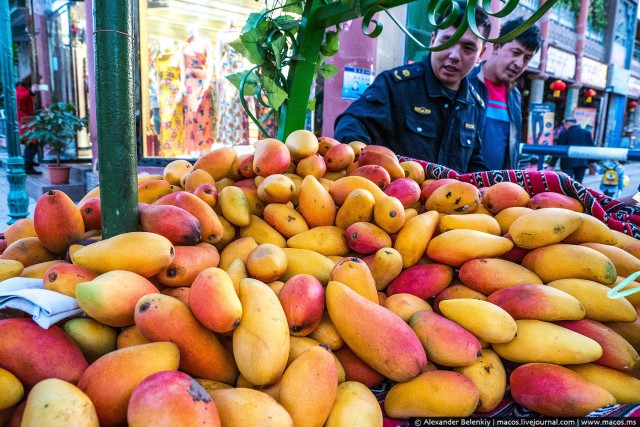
top-left (283, 0), bottom-right (303, 14)
top-left (274, 15), bottom-right (301, 32)
top-left (320, 30), bottom-right (340, 56)
top-left (231, 28), bottom-right (265, 66)
top-left (271, 34), bottom-right (286, 69)
top-left (226, 71), bottom-right (260, 96)
top-left (261, 75), bottom-right (289, 110)
top-left (317, 63), bottom-right (339, 78)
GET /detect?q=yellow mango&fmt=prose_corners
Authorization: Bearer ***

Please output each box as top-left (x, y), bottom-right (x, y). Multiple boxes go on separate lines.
top-left (0, 367), bottom-right (23, 410)
top-left (239, 215), bottom-right (287, 247)
top-left (569, 363), bottom-right (640, 404)
top-left (439, 299), bottom-right (517, 343)
top-left (298, 175), bottom-right (337, 227)
top-left (509, 208), bottom-right (583, 249)
top-left (425, 181), bottom-right (481, 214)
top-left (329, 175), bottom-right (386, 205)
top-left (137, 179), bottom-right (172, 204)
top-left (287, 226), bottom-right (349, 256)
top-left (335, 188), bottom-right (376, 229)
top-left (257, 174), bottom-right (296, 204)
top-left (330, 258), bottom-right (378, 303)
top-left (458, 258), bottom-right (542, 295)
top-left (426, 230), bottom-right (514, 267)
top-left (581, 242), bottom-right (640, 278)
top-left (373, 195), bottom-right (406, 235)
top-left (438, 213), bottom-right (501, 235)
top-left (22, 378), bottom-right (99, 427)
top-left (384, 293), bottom-right (432, 322)
top-left (162, 159), bottom-right (193, 186)
top-left (3, 218), bottom-right (36, 245)
top-left (492, 319), bottom-right (603, 364)
top-left (522, 243), bottom-right (617, 284)
top-left (63, 318), bottom-right (118, 363)
top-left (494, 206), bottom-right (533, 234)
top-left (280, 248), bottom-right (335, 284)
top-left (218, 236), bottom-right (258, 271)
top-left (262, 203), bottom-right (309, 238)
top-left (219, 185), bottom-right (251, 226)
top-left (208, 388), bottom-right (293, 427)
top-left (563, 213), bottom-right (618, 245)
top-left (20, 260), bottom-right (65, 278)
top-left (70, 232), bottom-right (174, 277)
top-left (362, 247), bottom-right (404, 291)
top-left (454, 349), bottom-right (506, 413)
top-left (325, 381), bottom-right (383, 427)
top-left (394, 211), bottom-right (439, 268)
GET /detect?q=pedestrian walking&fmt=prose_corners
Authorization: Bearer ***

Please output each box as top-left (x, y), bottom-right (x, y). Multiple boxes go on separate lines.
top-left (555, 117), bottom-right (594, 183)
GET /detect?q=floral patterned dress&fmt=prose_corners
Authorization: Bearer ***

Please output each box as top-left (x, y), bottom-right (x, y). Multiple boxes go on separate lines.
top-left (156, 50), bottom-right (185, 157)
top-left (183, 47), bottom-right (216, 154)
top-left (217, 42), bottom-right (252, 146)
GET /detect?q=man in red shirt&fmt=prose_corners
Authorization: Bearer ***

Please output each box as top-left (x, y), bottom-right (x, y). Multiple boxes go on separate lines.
top-left (16, 75), bottom-right (42, 175)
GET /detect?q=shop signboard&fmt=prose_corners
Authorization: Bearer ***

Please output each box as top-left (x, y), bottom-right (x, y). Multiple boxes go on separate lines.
top-left (573, 107), bottom-right (598, 138)
top-left (527, 103), bottom-right (556, 145)
top-left (546, 47), bottom-right (575, 81)
top-left (341, 66), bottom-right (374, 100)
top-left (629, 76), bottom-right (640, 98)
top-left (581, 57), bottom-right (608, 89)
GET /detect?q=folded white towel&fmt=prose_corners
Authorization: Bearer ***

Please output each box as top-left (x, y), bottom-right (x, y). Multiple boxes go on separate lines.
top-left (0, 277), bottom-right (84, 329)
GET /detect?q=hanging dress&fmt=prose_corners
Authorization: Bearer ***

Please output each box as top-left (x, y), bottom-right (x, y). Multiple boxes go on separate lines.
top-left (156, 50), bottom-right (185, 157)
top-left (217, 42), bottom-right (253, 146)
top-left (183, 43), bottom-right (215, 154)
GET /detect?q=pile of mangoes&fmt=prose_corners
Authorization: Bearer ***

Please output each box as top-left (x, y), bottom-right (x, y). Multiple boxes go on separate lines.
top-left (1, 130), bottom-right (640, 426)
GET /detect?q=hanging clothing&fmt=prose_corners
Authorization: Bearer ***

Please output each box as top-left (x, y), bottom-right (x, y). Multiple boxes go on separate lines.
top-left (156, 50), bottom-right (185, 157)
top-left (183, 44), bottom-right (216, 153)
top-left (217, 42), bottom-right (253, 146)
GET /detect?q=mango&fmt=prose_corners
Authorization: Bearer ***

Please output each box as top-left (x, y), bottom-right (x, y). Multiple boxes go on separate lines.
top-left (487, 284), bottom-right (586, 321)
top-left (20, 260), bottom-right (64, 278)
top-left (522, 244), bottom-right (617, 284)
top-left (0, 318), bottom-right (88, 388)
top-left (557, 319), bottom-right (640, 372)
top-left (329, 176), bottom-right (386, 205)
top-left (194, 146), bottom-right (237, 181)
top-left (181, 168), bottom-right (215, 192)
top-left (0, 259), bottom-right (24, 281)
top-left (325, 381), bottom-right (383, 427)
top-left (333, 345), bottom-right (384, 387)
top-left (279, 345), bottom-right (338, 427)
top-left (43, 262), bottom-right (98, 298)
top-left (233, 278), bottom-right (290, 386)
top-left (308, 311), bottom-right (345, 350)
top-left (298, 175), bottom-right (337, 227)
top-left (175, 191), bottom-right (225, 244)
top-left (409, 310), bottom-right (481, 367)
top-left (78, 197), bottom-right (102, 231)
top-left (326, 281), bottom-right (426, 382)
top-left (384, 177), bottom-right (421, 208)
top-left (76, 270), bottom-right (158, 327)
top-left (509, 207), bottom-right (583, 249)
top-left (438, 213), bottom-right (501, 235)
top-left (439, 299), bottom-right (516, 343)
top-left (510, 363), bottom-right (614, 417)
top-left (362, 247), bottom-right (404, 291)
top-left (0, 237), bottom-right (59, 267)
top-left (33, 190), bottom-right (85, 254)
top-left (218, 185), bottom-right (251, 226)
top-left (529, 192), bottom-right (584, 212)
top-left (458, 258), bottom-right (542, 295)
top-left (218, 236), bottom-right (258, 271)
top-left (209, 387), bottom-right (293, 427)
top-left (116, 325), bottom-right (149, 349)
top-left (3, 218), bottom-right (36, 245)
top-left (608, 306), bottom-right (640, 351)
top-left (71, 231), bottom-right (174, 277)
top-left (373, 195), bottom-right (406, 234)
top-left (257, 174), bottom-right (296, 204)
top-left (193, 183), bottom-right (218, 208)
top-left (481, 181), bottom-right (530, 214)
top-left (492, 319), bottom-right (603, 364)
top-left (330, 258), bottom-right (378, 303)
top-left (296, 153), bottom-right (327, 178)
top-left (262, 203), bottom-right (309, 238)
top-left (344, 222), bottom-right (391, 255)
top-left (127, 370), bottom-right (220, 426)
top-left (137, 179), bottom-right (173, 204)
top-left (0, 368), bottom-right (23, 410)
top-left (155, 243), bottom-right (219, 288)
top-left (563, 213), bottom-right (618, 245)
top-left (387, 263), bottom-right (453, 299)
top-left (189, 267), bottom-right (242, 333)
top-left (494, 206), bottom-right (533, 234)
top-left (163, 159), bottom-right (193, 186)
top-left (161, 286), bottom-right (191, 304)
top-left (334, 189), bottom-right (375, 229)
top-left (426, 229), bottom-right (514, 267)
top-left (425, 181), bottom-right (481, 214)
top-left (21, 378), bottom-right (98, 427)
top-left (454, 349), bottom-right (506, 413)
top-left (253, 138), bottom-right (291, 177)
top-left (384, 370), bottom-right (479, 418)
top-left (350, 165), bottom-right (390, 190)
top-left (325, 143), bottom-right (355, 171)
top-left (246, 243), bottom-right (288, 282)
top-left (287, 226), bottom-right (349, 256)
top-left (77, 342), bottom-right (180, 427)
top-left (63, 318), bottom-right (118, 363)
top-left (135, 293), bottom-right (238, 383)
top-left (239, 214), bottom-right (287, 247)
top-left (384, 293), bottom-right (432, 322)
top-left (358, 147), bottom-right (405, 180)
top-left (279, 274), bottom-right (325, 336)
top-left (581, 242), bottom-right (640, 277)
top-left (568, 363), bottom-right (640, 404)
top-left (394, 211), bottom-right (439, 268)
top-left (285, 129), bottom-right (318, 161)
top-left (281, 248), bottom-right (335, 284)
top-left (433, 284), bottom-right (487, 313)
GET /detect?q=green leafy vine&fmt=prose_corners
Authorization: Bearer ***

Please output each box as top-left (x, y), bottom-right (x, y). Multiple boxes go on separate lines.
top-left (226, 0), bottom-right (341, 136)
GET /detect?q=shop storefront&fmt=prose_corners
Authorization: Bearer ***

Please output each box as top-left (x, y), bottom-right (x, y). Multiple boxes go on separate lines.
top-left (544, 46), bottom-right (576, 124)
top-left (137, 0), bottom-right (266, 161)
top-left (577, 57), bottom-right (607, 143)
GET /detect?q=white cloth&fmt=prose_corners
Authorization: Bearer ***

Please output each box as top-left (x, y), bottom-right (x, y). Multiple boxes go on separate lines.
top-left (0, 277), bottom-right (83, 329)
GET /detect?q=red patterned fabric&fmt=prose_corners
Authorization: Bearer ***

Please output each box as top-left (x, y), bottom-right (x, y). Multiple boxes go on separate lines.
top-left (399, 157), bottom-right (640, 238)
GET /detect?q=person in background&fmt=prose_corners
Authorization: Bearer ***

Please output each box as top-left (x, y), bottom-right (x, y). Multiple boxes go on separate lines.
top-left (555, 117), bottom-right (594, 183)
top-left (469, 17), bottom-right (542, 170)
top-left (333, 3), bottom-right (491, 173)
top-left (595, 160), bottom-right (628, 198)
top-left (16, 75), bottom-right (41, 175)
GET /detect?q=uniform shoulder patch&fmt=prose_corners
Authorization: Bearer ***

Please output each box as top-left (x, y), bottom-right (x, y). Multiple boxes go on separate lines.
top-left (469, 84), bottom-right (485, 108)
top-left (392, 64), bottom-right (424, 81)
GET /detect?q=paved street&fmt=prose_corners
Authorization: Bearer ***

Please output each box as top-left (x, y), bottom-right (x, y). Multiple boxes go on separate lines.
top-left (2, 159), bottom-right (640, 230)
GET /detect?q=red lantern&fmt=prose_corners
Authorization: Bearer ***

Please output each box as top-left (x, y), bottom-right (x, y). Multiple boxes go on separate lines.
top-left (630, 101), bottom-right (638, 112)
top-left (584, 88), bottom-right (597, 103)
top-left (550, 80), bottom-right (566, 98)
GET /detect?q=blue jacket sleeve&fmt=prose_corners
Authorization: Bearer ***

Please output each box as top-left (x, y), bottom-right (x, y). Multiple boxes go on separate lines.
top-left (334, 73), bottom-right (394, 145)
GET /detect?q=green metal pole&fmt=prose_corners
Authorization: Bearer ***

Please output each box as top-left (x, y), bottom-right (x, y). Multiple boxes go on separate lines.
top-left (0, 0), bottom-right (28, 225)
top-left (93, 0), bottom-right (138, 238)
top-left (278, 0), bottom-right (326, 141)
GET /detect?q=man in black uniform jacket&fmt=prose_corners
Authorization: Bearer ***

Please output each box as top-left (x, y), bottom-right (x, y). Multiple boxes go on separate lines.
top-left (556, 117), bottom-right (595, 183)
top-left (334, 5), bottom-right (492, 173)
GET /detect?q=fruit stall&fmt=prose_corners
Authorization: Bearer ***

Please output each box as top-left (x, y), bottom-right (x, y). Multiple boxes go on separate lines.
top-left (3, 0), bottom-right (640, 426)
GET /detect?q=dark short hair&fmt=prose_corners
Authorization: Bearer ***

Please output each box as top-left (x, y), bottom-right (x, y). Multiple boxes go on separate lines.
top-left (19, 75), bottom-right (32, 88)
top-left (499, 17), bottom-right (542, 52)
top-left (433, 3), bottom-right (491, 40)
